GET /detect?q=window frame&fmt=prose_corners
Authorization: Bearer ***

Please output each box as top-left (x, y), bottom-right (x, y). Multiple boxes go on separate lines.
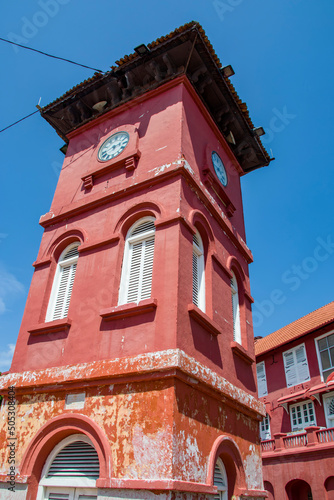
top-left (256, 361), bottom-right (268, 397)
top-left (314, 329), bottom-right (334, 382)
top-left (213, 458), bottom-right (228, 500)
top-left (231, 271), bottom-right (241, 344)
top-left (289, 400), bottom-right (316, 432)
top-left (118, 217), bottom-right (155, 306)
top-left (37, 434), bottom-right (99, 493)
top-left (192, 230), bottom-right (205, 312)
top-left (282, 343), bottom-right (310, 388)
top-left (323, 391), bottom-right (334, 429)
top-left (46, 242), bottom-right (80, 322)
top-left (260, 413), bottom-right (271, 441)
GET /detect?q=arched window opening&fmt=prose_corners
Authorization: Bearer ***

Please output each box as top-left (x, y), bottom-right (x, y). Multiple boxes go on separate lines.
top-left (264, 481), bottom-right (275, 500)
top-left (38, 435), bottom-right (99, 500)
top-left (193, 230), bottom-right (205, 312)
top-left (118, 217), bottom-right (155, 305)
top-left (46, 243), bottom-right (80, 322)
top-left (325, 476), bottom-right (334, 497)
top-left (286, 479), bottom-right (313, 500)
top-left (214, 458), bottom-right (228, 500)
top-left (46, 440), bottom-right (99, 480)
top-left (231, 272), bottom-right (241, 344)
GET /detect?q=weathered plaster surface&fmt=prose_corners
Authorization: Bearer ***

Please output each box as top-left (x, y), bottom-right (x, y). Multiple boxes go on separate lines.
top-left (243, 445), bottom-right (263, 491)
top-left (173, 430), bottom-right (204, 482)
top-left (0, 349), bottom-right (265, 417)
top-left (131, 425), bottom-right (172, 479)
top-left (0, 483), bottom-right (27, 499)
top-left (0, 381), bottom-right (174, 481)
top-left (99, 490), bottom-right (211, 500)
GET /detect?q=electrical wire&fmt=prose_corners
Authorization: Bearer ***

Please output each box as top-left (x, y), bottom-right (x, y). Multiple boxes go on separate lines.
top-left (0, 37), bottom-right (103, 72)
top-left (0, 109), bottom-right (39, 134)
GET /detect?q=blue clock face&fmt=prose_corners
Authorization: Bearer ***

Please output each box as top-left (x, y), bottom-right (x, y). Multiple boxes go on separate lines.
top-left (211, 151), bottom-right (228, 187)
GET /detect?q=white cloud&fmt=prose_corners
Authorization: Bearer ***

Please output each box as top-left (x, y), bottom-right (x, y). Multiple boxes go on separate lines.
top-left (0, 344), bottom-right (15, 372)
top-left (0, 266), bottom-right (24, 315)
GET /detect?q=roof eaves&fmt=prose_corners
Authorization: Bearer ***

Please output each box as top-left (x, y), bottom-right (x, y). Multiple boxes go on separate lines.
top-left (255, 315), bottom-right (334, 357)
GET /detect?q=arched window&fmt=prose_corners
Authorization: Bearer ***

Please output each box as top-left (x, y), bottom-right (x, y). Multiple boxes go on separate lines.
top-left (231, 272), bottom-right (241, 344)
top-left (193, 230), bottom-right (205, 312)
top-left (38, 434), bottom-right (99, 499)
top-left (214, 458), bottom-right (228, 500)
top-left (46, 243), bottom-right (80, 322)
top-left (118, 217), bottom-right (155, 305)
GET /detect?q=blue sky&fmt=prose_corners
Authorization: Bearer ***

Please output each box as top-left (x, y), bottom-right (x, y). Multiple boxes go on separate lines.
top-left (1, 0), bottom-right (333, 371)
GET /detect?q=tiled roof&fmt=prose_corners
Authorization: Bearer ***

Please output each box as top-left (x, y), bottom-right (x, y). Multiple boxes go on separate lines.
top-left (42, 21), bottom-right (259, 137)
top-left (255, 302), bottom-right (334, 356)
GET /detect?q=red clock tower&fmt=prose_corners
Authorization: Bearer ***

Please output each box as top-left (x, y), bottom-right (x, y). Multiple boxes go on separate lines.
top-left (0, 22), bottom-right (270, 500)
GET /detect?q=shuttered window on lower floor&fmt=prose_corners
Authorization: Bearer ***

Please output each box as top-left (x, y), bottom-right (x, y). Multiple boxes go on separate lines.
top-left (46, 441), bottom-right (99, 479)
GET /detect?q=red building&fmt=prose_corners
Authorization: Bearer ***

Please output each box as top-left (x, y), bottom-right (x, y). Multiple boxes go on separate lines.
top-left (255, 302), bottom-right (334, 499)
top-left (0, 22), bottom-right (270, 499)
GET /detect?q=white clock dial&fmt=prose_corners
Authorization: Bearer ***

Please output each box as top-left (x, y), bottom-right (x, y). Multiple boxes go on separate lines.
top-left (211, 151), bottom-right (228, 187)
top-left (98, 131), bottom-right (129, 161)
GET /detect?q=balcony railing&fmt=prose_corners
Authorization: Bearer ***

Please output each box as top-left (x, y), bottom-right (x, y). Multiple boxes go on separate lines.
top-left (283, 432), bottom-right (307, 448)
top-left (261, 426), bottom-right (334, 454)
top-left (316, 427), bottom-right (334, 443)
top-left (260, 439), bottom-right (275, 452)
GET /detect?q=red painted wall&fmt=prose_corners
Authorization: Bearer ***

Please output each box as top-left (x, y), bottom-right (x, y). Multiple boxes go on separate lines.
top-left (11, 78), bottom-right (256, 397)
top-left (257, 324), bottom-right (334, 435)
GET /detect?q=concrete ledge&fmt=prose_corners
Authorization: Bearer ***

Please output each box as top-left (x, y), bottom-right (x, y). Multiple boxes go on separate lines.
top-left (0, 349), bottom-right (265, 417)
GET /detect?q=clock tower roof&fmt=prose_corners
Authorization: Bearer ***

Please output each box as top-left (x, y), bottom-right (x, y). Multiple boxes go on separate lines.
top-left (40, 21), bottom-right (271, 173)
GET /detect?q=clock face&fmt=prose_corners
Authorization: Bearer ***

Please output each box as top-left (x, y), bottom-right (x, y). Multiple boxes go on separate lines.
top-left (211, 151), bottom-right (228, 187)
top-left (98, 131), bottom-right (129, 161)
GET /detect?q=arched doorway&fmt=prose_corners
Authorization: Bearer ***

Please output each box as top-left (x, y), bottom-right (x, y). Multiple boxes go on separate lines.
top-left (19, 414), bottom-right (112, 500)
top-left (286, 479), bottom-right (313, 500)
top-left (36, 434), bottom-right (99, 500)
top-left (264, 480), bottom-right (274, 500)
top-left (325, 476), bottom-right (334, 500)
top-left (208, 435), bottom-right (247, 498)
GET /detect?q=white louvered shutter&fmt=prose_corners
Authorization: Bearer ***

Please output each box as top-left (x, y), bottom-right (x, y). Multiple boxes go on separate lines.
top-left (48, 495), bottom-right (70, 500)
top-left (256, 362), bottom-right (268, 397)
top-left (295, 344), bottom-right (310, 383)
top-left (192, 248), bottom-right (199, 307)
top-left (141, 237), bottom-right (154, 299)
top-left (192, 232), bottom-right (205, 312)
top-left (127, 237), bottom-right (154, 303)
top-left (47, 244), bottom-right (79, 321)
top-left (283, 345), bottom-right (310, 387)
top-left (119, 218), bottom-right (155, 305)
top-left (47, 441), bottom-right (99, 479)
top-left (46, 490), bottom-right (97, 500)
top-left (127, 242), bottom-right (143, 303)
top-left (283, 350), bottom-right (298, 387)
top-left (213, 460), bottom-right (227, 500)
top-left (231, 273), bottom-right (241, 343)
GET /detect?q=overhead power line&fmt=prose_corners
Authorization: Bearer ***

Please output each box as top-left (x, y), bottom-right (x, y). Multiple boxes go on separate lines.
top-left (0, 109), bottom-right (39, 134)
top-left (0, 37), bottom-right (103, 72)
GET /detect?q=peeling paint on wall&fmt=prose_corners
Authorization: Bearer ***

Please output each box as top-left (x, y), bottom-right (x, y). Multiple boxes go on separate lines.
top-left (131, 425), bottom-right (172, 479)
top-left (0, 349), bottom-right (265, 417)
top-left (244, 444), bottom-right (263, 490)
